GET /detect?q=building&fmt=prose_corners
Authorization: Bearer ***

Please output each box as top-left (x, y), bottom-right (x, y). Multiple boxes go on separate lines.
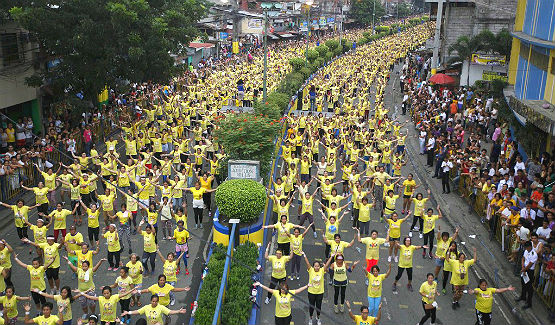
top-left (0, 19), bottom-right (42, 133)
top-left (426, 0), bottom-right (516, 66)
top-left (505, 0), bottom-right (555, 156)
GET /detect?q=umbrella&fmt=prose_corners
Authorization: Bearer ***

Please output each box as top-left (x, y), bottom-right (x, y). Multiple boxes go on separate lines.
top-left (429, 73), bottom-right (455, 85)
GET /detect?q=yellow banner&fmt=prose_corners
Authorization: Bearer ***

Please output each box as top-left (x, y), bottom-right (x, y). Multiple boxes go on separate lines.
top-left (232, 41), bottom-right (239, 54)
top-left (471, 53), bottom-right (506, 65)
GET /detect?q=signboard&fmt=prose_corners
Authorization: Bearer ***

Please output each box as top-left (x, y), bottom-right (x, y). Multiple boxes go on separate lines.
top-left (232, 41), bottom-right (239, 54)
top-left (300, 21), bottom-right (308, 28)
top-left (228, 160), bottom-right (260, 181)
top-left (219, 32), bottom-right (229, 40)
top-left (482, 70), bottom-right (508, 82)
top-left (319, 16), bottom-right (326, 26)
top-left (327, 17), bottom-right (335, 23)
top-left (248, 18), bottom-right (263, 30)
top-left (471, 53), bottom-right (506, 65)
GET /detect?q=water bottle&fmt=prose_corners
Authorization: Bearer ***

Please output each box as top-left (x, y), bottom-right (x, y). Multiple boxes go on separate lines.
top-left (191, 301), bottom-right (198, 316)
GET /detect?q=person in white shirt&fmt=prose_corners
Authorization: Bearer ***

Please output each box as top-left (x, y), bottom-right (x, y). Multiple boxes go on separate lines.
top-left (520, 202), bottom-right (536, 222)
top-left (518, 241), bottom-right (537, 308)
top-left (536, 220), bottom-right (551, 244)
top-left (441, 158), bottom-right (453, 193)
top-left (514, 156), bottom-right (526, 175)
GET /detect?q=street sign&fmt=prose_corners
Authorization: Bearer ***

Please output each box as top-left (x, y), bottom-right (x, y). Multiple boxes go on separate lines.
top-left (220, 32), bottom-right (229, 40)
top-left (228, 160), bottom-right (260, 181)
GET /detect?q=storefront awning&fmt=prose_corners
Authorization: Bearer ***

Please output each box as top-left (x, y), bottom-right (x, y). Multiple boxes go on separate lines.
top-left (279, 33), bottom-right (295, 38)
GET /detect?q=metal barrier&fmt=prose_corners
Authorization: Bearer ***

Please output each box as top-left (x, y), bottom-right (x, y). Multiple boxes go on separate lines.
top-left (535, 259), bottom-right (555, 309)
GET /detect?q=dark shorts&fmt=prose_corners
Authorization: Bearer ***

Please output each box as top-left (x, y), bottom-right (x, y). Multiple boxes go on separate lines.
top-left (389, 236), bottom-right (400, 242)
top-left (46, 267), bottom-right (59, 280)
top-left (403, 194), bottom-right (411, 199)
top-left (333, 279), bottom-right (348, 287)
top-left (31, 291), bottom-right (46, 305)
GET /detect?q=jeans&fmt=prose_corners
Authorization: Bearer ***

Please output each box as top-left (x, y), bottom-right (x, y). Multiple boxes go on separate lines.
top-left (367, 296), bottom-right (381, 317)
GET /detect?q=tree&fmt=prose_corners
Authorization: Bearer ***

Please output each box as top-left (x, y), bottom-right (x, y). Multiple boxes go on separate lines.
top-left (6, 0), bottom-right (207, 103)
top-left (395, 2), bottom-right (413, 18)
top-left (494, 29), bottom-right (512, 57)
top-left (350, 0), bottom-right (385, 26)
top-left (448, 35), bottom-right (481, 86)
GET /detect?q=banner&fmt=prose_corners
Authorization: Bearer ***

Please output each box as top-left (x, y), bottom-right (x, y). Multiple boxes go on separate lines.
top-left (248, 18), bottom-right (263, 30)
top-left (319, 16), bottom-right (326, 26)
top-left (482, 70), bottom-right (508, 82)
top-left (471, 53), bottom-right (506, 65)
top-left (232, 41), bottom-right (239, 54)
top-left (219, 32), bottom-right (229, 40)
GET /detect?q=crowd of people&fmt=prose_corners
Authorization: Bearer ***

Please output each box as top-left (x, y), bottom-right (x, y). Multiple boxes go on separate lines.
top-left (402, 50), bottom-right (555, 319)
top-left (254, 22), bottom-right (519, 325)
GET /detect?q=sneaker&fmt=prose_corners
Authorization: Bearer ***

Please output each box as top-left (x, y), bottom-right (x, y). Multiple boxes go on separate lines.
top-left (309, 319), bottom-right (313, 325)
top-left (419, 233), bottom-right (423, 239)
top-left (176, 268), bottom-right (180, 275)
top-left (366, 278), bottom-right (369, 286)
top-left (296, 275), bottom-right (300, 280)
top-left (340, 304), bottom-right (344, 312)
top-left (170, 298), bottom-right (175, 306)
top-left (186, 268), bottom-right (190, 275)
top-left (313, 231), bottom-right (317, 238)
top-left (442, 289), bottom-right (446, 294)
top-left (407, 284), bottom-right (413, 292)
top-left (316, 318), bottom-right (321, 325)
top-left (81, 314), bottom-right (88, 320)
top-left (200, 224), bottom-right (204, 229)
top-left (194, 224), bottom-right (198, 229)
top-left (429, 253), bottom-right (433, 259)
top-left (350, 216), bottom-right (354, 221)
top-left (394, 256), bottom-right (399, 263)
top-left (289, 275), bottom-right (295, 281)
top-left (113, 267), bottom-right (118, 272)
top-left (392, 283), bottom-right (397, 291)
top-left (334, 305), bottom-right (339, 313)
top-left (408, 231), bottom-right (413, 238)
top-left (388, 256), bottom-right (392, 262)
top-left (422, 252), bottom-right (426, 259)
top-left (265, 297), bottom-right (270, 304)
top-left (328, 280), bottom-right (333, 285)
top-left (128, 248), bottom-right (133, 254)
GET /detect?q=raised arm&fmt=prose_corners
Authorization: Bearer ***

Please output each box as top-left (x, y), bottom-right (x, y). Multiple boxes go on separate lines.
top-left (63, 256), bottom-right (78, 273)
top-left (92, 258), bottom-right (107, 272)
top-left (13, 254), bottom-right (29, 269)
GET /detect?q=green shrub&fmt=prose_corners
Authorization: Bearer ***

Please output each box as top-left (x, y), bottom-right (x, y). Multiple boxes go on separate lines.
top-left (305, 49), bottom-right (319, 64)
top-left (343, 41), bottom-right (353, 53)
top-left (267, 92), bottom-right (290, 113)
top-left (194, 244), bottom-right (226, 325)
top-left (333, 46), bottom-right (343, 57)
top-left (315, 44), bottom-right (329, 58)
top-left (253, 100), bottom-right (282, 121)
top-left (325, 39), bottom-right (340, 52)
top-left (215, 179), bottom-right (267, 224)
top-left (299, 67), bottom-right (312, 79)
top-left (313, 57), bottom-right (325, 70)
top-left (221, 242), bottom-right (260, 325)
top-left (289, 57), bottom-right (305, 72)
top-left (375, 25), bottom-right (390, 33)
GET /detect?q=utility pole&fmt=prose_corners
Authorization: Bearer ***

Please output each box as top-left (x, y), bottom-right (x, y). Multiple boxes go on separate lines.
top-left (339, 0), bottom-right (343, 46)
top-left (372, 0), bottom-right (375, 33)
top-left (431, 0), bottom-right (444, 75)
top-left (305, 1), bottom-right (313, 67)
top-left (263, 9), bottom-right (268, 102)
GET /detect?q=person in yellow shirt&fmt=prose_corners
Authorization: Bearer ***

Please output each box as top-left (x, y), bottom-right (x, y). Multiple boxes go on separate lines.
top-left (156, 249), bottom-right (185, 306)
top-left (418, 205), bottom-right (441, 257)
top-left (417, 273), bottom-right (440, 325)
top-left (63, 225), bottom-right (84, 268)
top-left (0, 198), bottom-right (39, 240)
top-left (139, 274), bottom-right (190, 314)
top-left (183, 181), bottom-right (215, 229)
top-left (23, 301), bottom-right (64, 325)
top-left (48, 203), bottom-right (77, 242)
top-left (262, 215), bottom-right (296, 256)
top-left (409, 189), bottom-right (431, 239)
top-left (364, 263), bottom-right (391, 317)
top-left (254, 281), bottom-right (309, 325)
top-left (386, 211), bottom-right (411, 263)
top-left (446, 247), bottom-right (477, 308)
top-left (25, 236), bottom-right (62, 295)
top-left (171, 220), bottom-right (190, 275)
top-left (14, 255), bottom-right (54, 314)
top-left (137, 220), bottom-right (157, 276)
top-left (285, 224), bottom-right (313, 280)
top-left (263, 242), bottom-right (293, 305)
top-left (109, 267), bottom-right (134, 323)
top-left (301, 251), bottom-right (333, 324)
top-left (103, 224), bottom-right (121, 271)
top-left (346, 300), bottom-right (381, 325)
top-left (327, 253), bottom-right (359, 313)
top-left (121, 294), bottom-right (187, 324)
top-left (0, 285), bottom-right (31, 323)
top-left (98, 188), bottom-right (116, 229)
top-left (468, 279), bottom-right (514, 325)
top-left (31, 285), bottom-right (79, 325)
top-left (392, 237), bottom-right (427, 292)
top-left (401, 173), bottom-right (419, 214)
top-left (433, 226), bottom-right (459, 284)
top-left (126, 253), bottom-right (144, 308)
top-left (79, 286), bottom-right (125, 324)
top-left (21, 182), bottom-right (55, 216)
top-left (358, 228), bottom-right (389, 276)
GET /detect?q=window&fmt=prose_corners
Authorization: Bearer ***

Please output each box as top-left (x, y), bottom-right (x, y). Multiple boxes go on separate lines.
top-left (551, 57), bottom-right (555, 75)
top-left (530, 46), bottom-right (549, 72)
top-left (1, 33), bottom-right (20, 66)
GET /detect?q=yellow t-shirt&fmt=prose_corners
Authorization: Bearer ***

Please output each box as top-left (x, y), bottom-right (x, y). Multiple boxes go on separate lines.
top-left (422, 214), bottom-right (439, 234)
top-left (273, 291), bottom-right (292, 318)
top-left (138, 304), bottom-right (171, 325)
top-left (387, 218), bottom-right (404, 238)
top-left (325, 221), bottom-right (340, 241)
top-left (330, 241), bottom-right (349, 255)
top-left (358, 203), bottom-right (374, 222)
top-left (126, 261), bottom-right (144, 285)
top-left (103, 231), bottom-right (121, 252)
top-left (27, 265), bottom-right (46, 291)
top-left (403, 179), bottom-right (416, 195)
top-left (0, 247), bottom-right (11, 269)
top-left (435, 238), bottom-right (453, 259)
top-left (308, 268), bottom-right (325, 294)
top-left (31, 315), bottom-right (60, 325)
top-left (49, 209), bottom-right (72, 229)
top-left (189, 187), bottom-right (206, 200)
top-left (361, 237), bottom-right (386, 260)
top-left (142, 231), bottom-right (157, 253)
top-left (412, 198), bottom-right (428, 216)
top-left (148, 283), bottom-right (174, 306)
top-left (383, 195), bottom-right (399, 214)
top-left (173, 228), bottom-right (189, 245)
top-left (367, 273), bottom-right (386, 298)
top-left (449, 259), bottom-right (475, 285)
top-left (99, 294), bottom-right (120, 322)
top-left (78, 268), bottom-right (95, 292)
top-left (115, 275), bottom-right (134, 300)
top-left (268, 255), bottom-right (290, 279)
top-left (30, 225), bottom-right (47, 244)
top-left (76, 250), bottom-right (93, 269)
top-left (399, 245), bottom-right (416, 268)
top-left (333, 262), bottom-right (347, 281)
top-left (41, 172), bottom-right (57, 189)
top-left (86, 208), bottom-right (100, 228)
top-left (12, 205), bottom-right (29, 228)
top-left (163, 260), bottom-right (178, 282)
top-left (420, 281), bottom-right (437, 304)
top-left (274, 222), bottom-right (294, 244)
top-left (353, 315), bottom-right (377, 324)
top-left (54, 295), bottom-right (72, 321)
top-left (0, 295), bottom-right (18, 319)
top-left (474, 287), bottom-right (497, 313)
top-left (64, 232), bottom-right (84, 256)
top-left (290, 235), bottom-right (303, 256)
top-left (98, 194), bottom-right (115, 212)
top-left (39, 243), bottom-right (61, 268)
top-left (33, 187), bottom-right (50, 205)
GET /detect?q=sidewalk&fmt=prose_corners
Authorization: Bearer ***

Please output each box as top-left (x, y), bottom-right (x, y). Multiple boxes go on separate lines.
top-left (387, 61), bottom-right (551, 325)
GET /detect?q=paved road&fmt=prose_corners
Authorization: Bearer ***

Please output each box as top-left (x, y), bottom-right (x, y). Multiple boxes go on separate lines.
top-left (258, 61), bottom-right (521, 325)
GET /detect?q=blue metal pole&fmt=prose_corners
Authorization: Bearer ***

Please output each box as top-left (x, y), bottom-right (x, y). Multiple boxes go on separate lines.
top-left (212, 222), bottom-right (238, 325)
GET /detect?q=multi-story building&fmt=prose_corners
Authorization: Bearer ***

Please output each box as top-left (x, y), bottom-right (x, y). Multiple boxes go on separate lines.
top-left (426, 0), bottom-right (516, 65)
top-left (505, 0), bottom-right (555, 155)
top-left (0, 19), bottom-right (42, 132)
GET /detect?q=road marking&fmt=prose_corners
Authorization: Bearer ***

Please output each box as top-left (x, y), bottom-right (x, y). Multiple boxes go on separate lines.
top-left (314, 242), bottom-right (323, 246)
top-left (399, 304), bottom-right (408, 309)
top-left (353, 301), bottom-right (362, 305)
top-left (59, 270), bottom-right (66, 274)
top-left (415, 265), bottom-right (424, 269)
top-left (341, 229), bottom-right (348, 233)
top-left (349, 280), bottom-right (357, 284)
